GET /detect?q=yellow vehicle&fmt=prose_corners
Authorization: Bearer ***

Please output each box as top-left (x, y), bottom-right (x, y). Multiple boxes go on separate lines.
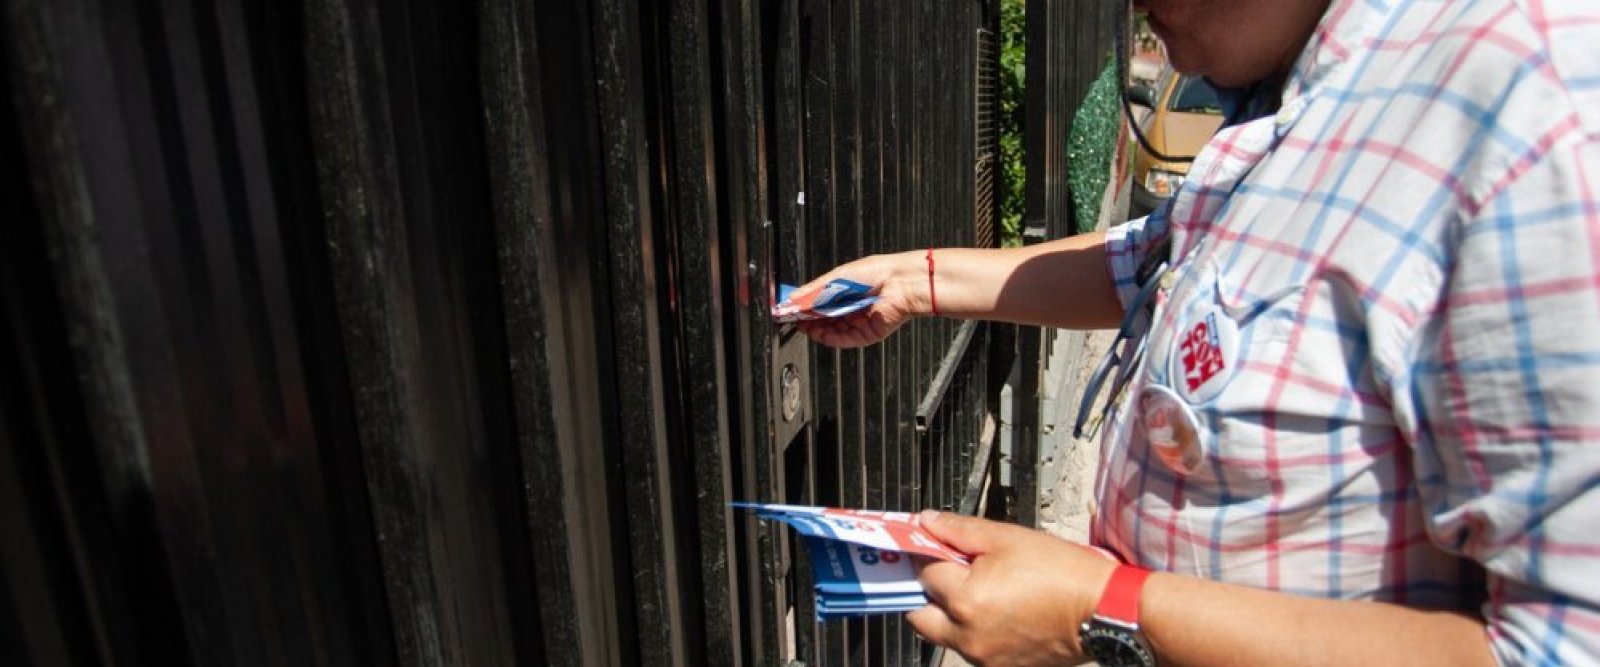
top-left (1128, 68), bottom-right (1226, 216)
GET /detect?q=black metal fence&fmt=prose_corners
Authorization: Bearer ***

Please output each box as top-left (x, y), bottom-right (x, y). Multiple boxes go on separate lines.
top-left (0, 0), bottom-right (1091, 665)
top-left (1010, 0), bottom-right (1117, 528)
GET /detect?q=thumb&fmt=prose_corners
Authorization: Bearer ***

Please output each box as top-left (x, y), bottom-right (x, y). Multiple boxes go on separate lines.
top-left (918, 510), bottom-right (1002, 557)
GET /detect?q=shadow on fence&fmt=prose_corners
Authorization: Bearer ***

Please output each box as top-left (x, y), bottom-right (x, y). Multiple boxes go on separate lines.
top-left (0, 0), bottom-right (1145, 664)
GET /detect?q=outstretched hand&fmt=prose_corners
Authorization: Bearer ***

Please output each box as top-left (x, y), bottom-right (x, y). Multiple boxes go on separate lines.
top-left (907, 511), bottom-right (1118, 667)
top-left (793, 253), bottom-right (927, 348)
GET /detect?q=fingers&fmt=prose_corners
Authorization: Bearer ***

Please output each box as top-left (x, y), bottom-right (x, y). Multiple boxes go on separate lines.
top-left (905, 604), bottom-right (960, 648)
top-left (918, 510), bottom-right (1002, 556)
top-left (798, 320), bottom-right (875, 348)
top-left (796, 308), bottom-right (902, 348)
top-left (793, 267), bottom-right (848, 295)
top-left (915, 560), bottom-right (970, 611)
top-left (793, 255), bottom-right (888, 297)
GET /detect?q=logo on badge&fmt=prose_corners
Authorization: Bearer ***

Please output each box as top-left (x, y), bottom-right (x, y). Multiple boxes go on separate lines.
top-left (1180, 314), bottom-right (1226, 392)
top-left (1170, 309), bottom-right (1238, 404)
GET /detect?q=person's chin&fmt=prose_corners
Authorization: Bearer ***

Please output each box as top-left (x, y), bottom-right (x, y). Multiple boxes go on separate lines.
top-left (1165, 48), bottom-right (1206, 76)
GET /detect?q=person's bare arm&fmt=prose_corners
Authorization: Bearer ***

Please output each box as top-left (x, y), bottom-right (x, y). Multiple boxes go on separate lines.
top-left (908, 512), bottom-right (1496, 667)
top-left (1138, 569), bottom-right (1493, 667)
top-left (795, 232), bottom-right (1124, 347)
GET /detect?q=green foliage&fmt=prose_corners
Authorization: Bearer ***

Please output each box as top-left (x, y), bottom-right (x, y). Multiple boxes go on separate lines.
top-left (996, 4), bottom-right (1121, 243)
top-left (1067, 57), bottom-right (1121, 236)
top-left (998, 0), bottom-right (1026, 247)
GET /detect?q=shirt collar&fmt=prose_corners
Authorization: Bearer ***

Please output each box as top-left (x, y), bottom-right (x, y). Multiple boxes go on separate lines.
top-left (1288, 0), bottom-right (1391, 96)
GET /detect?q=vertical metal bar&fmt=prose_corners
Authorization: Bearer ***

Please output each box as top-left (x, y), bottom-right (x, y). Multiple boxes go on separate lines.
top-left (522, 0), bottom-right (650, 661)
top-left (1012, 0), bottom-right (1053, 530)
top-left (303, 0), bottom-right (452, 659)
top-left (914, 0), bottom-right (933, 517)
top-left (6, 0), bottom-right (257, 661)
top-left (934, 0), bottom-right (953, 508)
top-left (308, 0), bottom-right (540, 661)
top-left (586, 0), bottom-right (691, 663)
top-left (766, 0), bottom-right (812, 659)
top-left (661, 0), bottom-right (743, 664)
top-left (771, 0), bottom-right (805, 291)
top-left (477, 0), bottom-right (620, 662)
top-left (711, 0), bottom-right (786, 663)
top-left (190, 0), bottom-right (379, 659)
top-left (852, 0), bottom-right (897, 659)
top-left (799, 0), bottom-right (841, 536)
top-left (6, 1), bottom-right (218, 663)
top-left (831, 0), bottom-right (864, 517)
top-left (0, 314), bottom-right (86, 665)
top-left (893, 3), bottom-right (918, 658)
top-left (248, 0), bottom-right (405, 659)
top-left (927, 4), bottom-right (946, 519)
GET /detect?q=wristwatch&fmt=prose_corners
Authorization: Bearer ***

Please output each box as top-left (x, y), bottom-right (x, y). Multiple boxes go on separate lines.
top-left (1079, 564), bottom-right (1157, 667)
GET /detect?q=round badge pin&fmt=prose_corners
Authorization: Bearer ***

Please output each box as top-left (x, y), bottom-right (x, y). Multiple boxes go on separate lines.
top-left (1168, 307), bottom-right (1240, 405)
top-left (1136, 384), bottom-right (1205, 475)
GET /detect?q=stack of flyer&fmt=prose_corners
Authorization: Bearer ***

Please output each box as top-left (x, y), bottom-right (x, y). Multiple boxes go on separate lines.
top-left (736, 503), bottom-right (968, 619)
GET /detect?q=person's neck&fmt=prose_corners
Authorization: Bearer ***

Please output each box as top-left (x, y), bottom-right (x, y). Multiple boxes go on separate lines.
top-left (1211, 76), bottom-right (1285, 126)
top-left (1272, 0), bottom-right (1333, 82)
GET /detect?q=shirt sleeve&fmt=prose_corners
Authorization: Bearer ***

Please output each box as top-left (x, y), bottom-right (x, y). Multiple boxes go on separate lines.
top-left (1103, 202), bottom-right (1172, 311)
top-left (1400, 134), bottom-right (1600, 666)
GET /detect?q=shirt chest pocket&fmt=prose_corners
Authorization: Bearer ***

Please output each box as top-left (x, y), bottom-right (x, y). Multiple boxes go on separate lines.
top-left (1134, 260), bottom-right (1306, 480)
top-left (1148, 261), bottom-right (1304, 397)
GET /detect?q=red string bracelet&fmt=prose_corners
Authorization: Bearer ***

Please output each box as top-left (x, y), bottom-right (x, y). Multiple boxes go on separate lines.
top-left (926, 247), bottom-right (938, 317)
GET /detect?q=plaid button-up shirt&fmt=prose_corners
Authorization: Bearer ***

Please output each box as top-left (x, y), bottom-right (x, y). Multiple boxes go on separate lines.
top-left (1095, 1), bottom-right (1600, 663)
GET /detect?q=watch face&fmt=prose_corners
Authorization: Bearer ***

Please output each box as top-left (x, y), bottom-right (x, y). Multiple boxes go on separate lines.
top-left (1081, 624), bottom-right (1156, 667)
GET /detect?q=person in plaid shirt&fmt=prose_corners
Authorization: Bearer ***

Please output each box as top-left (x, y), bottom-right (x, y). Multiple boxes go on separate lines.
top-left (798, 0), bottom-right (1599, 664)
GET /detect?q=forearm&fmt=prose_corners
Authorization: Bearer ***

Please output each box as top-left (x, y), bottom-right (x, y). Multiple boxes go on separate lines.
top-left (904, 232), bottom-right (1123, 329)
top-left (1140, 572), bottom-right (1496, 667)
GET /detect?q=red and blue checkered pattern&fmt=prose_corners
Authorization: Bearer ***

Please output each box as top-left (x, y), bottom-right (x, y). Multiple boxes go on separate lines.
top-left (1096, 1), bottom-right (1600, 664)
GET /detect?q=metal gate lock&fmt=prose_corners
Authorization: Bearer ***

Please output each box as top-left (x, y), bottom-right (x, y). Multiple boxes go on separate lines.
top-left (780, 363), bottom-right (802, 423)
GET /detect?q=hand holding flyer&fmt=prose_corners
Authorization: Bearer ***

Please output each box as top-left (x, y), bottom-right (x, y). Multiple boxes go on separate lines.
top-left (735, 503), bottom-right (969, 618)
top-left (770, 279), bottom-right (878, 323)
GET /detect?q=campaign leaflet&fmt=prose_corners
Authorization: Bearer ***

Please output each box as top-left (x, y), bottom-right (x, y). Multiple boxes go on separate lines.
top-left (738, 503), bottom-right (970, 564)
top-left (771, 279), bottom-right (878, 323)
top-left (736, 503), bottom-right (969, 619)
top-left (803, 537), bottom-right (927, 617)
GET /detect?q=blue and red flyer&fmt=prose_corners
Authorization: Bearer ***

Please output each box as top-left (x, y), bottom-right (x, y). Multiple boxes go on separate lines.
top-left (735, 503), bottom-right (969, 619)
top-left (770, 279), bottom-right (878, 323)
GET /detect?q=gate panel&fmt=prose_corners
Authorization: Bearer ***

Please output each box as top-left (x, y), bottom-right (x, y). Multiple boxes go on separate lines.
top-left (3, 0), bottom-right (1013, 665)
